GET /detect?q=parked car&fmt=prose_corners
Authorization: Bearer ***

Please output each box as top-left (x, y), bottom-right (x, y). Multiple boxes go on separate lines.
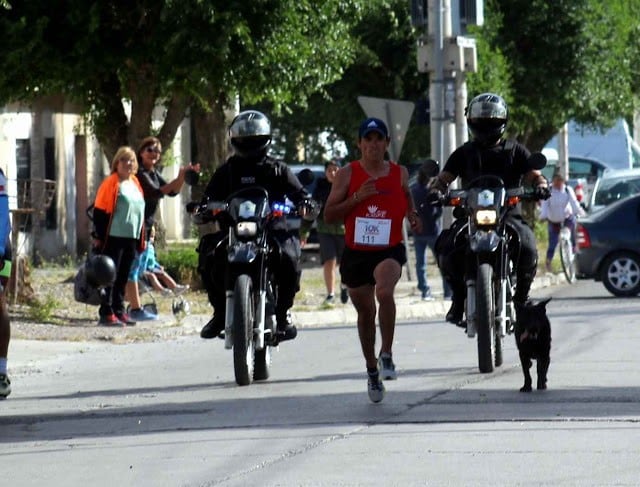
top-left (587, 168), bottom-right (640, 213)
top-left (286, 164), bottom-right (326, 242)
top-left (575, 193), bottom-right (640, 296)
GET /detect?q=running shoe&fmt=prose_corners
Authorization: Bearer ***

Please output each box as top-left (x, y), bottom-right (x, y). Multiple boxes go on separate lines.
top-left (367, 371), bottom-right (385, 403)
top-left (378, 353), bottom-right (397, 380)
top-left (115, 312), bottom-right (136, 326)
top-left (98, 314), bottom-right (125, 327)
top-left (340, 287), bottom-right (349, 304)
top-left (0, 373), bottom-right (11, 398)
top-left (129, 308), bottom-right (158, 321)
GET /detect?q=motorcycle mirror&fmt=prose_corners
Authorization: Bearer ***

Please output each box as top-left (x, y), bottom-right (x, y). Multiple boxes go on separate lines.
top-left (184, 169), bottom-right (200, 186)
top-left (420, 159), bottom-right (440, 179)
top-left (297, 168), bottom-right (315, 186)
top-left (527, 152), bottom-right (547, 170)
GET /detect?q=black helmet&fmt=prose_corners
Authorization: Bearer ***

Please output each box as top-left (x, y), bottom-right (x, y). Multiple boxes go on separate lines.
top-left (85, 254), bottom-right (116, 288)
top-left (229, 110), bottom-right (272, 158)
top-left (466, 93), bottom-right (508, 146)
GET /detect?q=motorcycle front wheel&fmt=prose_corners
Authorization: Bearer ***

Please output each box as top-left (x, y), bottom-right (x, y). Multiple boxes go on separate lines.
top-left (233, 274), bottom-right (255, 386)
top-left (559, 228), bottom-right (576, 283)
top-left (476, 263), bottom-right (496, 373)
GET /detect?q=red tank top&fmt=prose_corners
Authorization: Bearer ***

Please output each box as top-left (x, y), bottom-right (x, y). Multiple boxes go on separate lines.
top-left (344, 160), bottom-right (408, 250)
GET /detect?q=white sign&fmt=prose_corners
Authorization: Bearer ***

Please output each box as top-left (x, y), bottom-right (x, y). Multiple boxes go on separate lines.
top-left (357, 96), bottom-right (415, 161)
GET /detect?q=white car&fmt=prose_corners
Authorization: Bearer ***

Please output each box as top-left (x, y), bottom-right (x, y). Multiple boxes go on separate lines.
top-left (588, 168), bottom-right (640, 213)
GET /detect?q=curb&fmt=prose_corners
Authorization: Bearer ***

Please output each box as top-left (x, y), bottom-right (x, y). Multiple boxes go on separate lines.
top-left (292, 271), bottom-right (565, 328)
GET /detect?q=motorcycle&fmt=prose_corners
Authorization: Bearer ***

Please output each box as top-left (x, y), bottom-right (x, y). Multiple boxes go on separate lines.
top-left (442, 153), bottom-right (547, 373)
top-left (189, 170), bottom-right (317, 386)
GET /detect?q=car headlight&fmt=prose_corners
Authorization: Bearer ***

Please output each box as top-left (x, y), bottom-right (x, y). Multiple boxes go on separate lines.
top-left (475, 209), bottom-right (497, 225)
top-left (236, 221), bottom-right (257, 237)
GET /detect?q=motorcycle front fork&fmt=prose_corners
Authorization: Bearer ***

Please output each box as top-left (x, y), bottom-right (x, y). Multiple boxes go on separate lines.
top-left (224, 289), bottom-right (273, 350)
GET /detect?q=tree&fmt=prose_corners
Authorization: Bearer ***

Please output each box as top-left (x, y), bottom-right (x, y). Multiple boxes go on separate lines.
top-left (0, 1), bottom-right (365, 169)
top-left (480, 0), bottom-right (638, 150)
top-left (266, 0), bottom-right (431, 166)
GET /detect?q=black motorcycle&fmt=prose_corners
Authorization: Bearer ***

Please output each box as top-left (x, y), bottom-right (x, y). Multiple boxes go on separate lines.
top-left (442, 153), bottom-right (547, 373)
top-left (190, 171), bottom-right (317, 386)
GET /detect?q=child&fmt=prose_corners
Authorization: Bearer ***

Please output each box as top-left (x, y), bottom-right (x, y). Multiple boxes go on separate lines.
top-left (140, 227), bottom-right (189, 296)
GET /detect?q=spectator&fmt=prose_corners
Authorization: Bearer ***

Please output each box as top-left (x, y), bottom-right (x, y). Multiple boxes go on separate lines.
top-left (410, 160), bottom-right (451, 301)
top-left (92, 146), bottom-right (146, 326)
top-left (125, 136), bottom-right (200, 321)
top-left (140, 226), bottom-right (189, 296)
top-left (0, 167), bottom-right (12, 398)
top-left (300, 159), bottom-right (348, 305)
top-left (539, 172), bottom-right (585, 272)
top-left (324, 117), bottom-right (421, 403)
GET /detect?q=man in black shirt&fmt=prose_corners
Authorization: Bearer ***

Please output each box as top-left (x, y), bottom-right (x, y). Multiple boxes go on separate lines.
top-left (196, 110), bottom-right (312, 341)
top-left (428, 93), bottom-right (549, 325)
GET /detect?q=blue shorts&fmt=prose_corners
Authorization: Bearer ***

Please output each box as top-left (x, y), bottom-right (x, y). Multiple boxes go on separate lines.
top-left (128, 251), bottom-right (144, 281)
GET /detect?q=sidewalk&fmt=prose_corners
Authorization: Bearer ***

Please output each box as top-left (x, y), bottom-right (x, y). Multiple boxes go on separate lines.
top-left (292, 250), bottom-right (565, 328)
top-left (293, 270), bottom-right (564, 328)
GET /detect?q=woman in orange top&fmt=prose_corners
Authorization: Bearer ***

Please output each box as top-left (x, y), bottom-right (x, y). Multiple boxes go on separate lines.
top-left (324, 117), bottom-right (421, 403)
top-left (92, 146), bottom-right (146, 327)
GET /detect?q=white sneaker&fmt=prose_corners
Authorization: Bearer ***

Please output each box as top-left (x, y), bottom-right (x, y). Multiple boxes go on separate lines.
top-left (378, 353), bottom-right (397, 380)
top-left (0, 373), bottom-right (11, 398)
top-left (173, 284), bottom-right (189, 295)
top-left (367, 372), bottom-right (385, 403)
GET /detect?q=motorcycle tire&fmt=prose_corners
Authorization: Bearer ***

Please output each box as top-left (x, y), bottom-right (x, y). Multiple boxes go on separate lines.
top-left (253, 345), bottom-right (271, 382)
top-left (476, 263), bottom-right (496, 373)
top-left (233, 274), bottom-right (255, 386)
top-left (559, 230), bottom-right (576, 283)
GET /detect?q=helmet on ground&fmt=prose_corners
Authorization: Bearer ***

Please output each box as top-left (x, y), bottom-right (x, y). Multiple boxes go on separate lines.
top-left (85, 254), bottom-right (116, 288)
top-left (229, 110), bottom-right (272, 158)
top-left (466, 93), bottom-right (508, 146)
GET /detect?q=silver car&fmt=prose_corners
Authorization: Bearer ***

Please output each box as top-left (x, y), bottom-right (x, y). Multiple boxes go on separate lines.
top-left (588, 168), bottom-right (640, 213)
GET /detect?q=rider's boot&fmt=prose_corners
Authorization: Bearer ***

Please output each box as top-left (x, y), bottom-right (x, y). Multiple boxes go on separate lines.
top-left (445, 281), bottom-right (466, 327)
top-left (276, 309), bottom-right (297, 342)
top-left (513, 272), bottom-right (535, 306)
top-left (200, 296), bottom-right (225, 339)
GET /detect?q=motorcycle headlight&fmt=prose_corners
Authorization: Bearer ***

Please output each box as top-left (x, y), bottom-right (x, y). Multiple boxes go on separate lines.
top-left (236, 221), bottom-right (257, 237)
top-left (475, 209), bottom-right (497, 225)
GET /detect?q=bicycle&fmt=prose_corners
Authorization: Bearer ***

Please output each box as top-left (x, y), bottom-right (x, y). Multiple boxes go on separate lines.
top-left (558, 221), bottom-right (577, 283)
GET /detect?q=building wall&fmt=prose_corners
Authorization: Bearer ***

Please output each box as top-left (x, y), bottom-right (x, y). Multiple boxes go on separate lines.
top-left (0, 106), bottom-right (194, 261)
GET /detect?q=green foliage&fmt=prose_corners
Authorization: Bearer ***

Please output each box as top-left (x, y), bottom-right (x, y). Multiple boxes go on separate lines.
top-left (266, 0), bottom-right (430, 165)
top-left (156, 245), bottom-right (200, 289)
top-left (26, 293), bottom-right (61, 323)
top-left (483, 0), bottom-right (638, 149)
top-left (0, 0), bottom-right (367, 159)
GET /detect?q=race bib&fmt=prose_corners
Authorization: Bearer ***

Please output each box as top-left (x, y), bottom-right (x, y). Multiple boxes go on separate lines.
top-left (354, 217), bottom-right (391, 246)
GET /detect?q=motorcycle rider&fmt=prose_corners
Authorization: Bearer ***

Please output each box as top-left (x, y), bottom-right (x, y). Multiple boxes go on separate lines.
top-left (428, 93), bottom-right (550, 325)
top-left (194, 110), bottom-right (314, 341)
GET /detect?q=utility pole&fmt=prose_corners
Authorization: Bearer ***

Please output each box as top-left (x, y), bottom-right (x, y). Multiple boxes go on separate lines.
top-left (414, 0), bottom-right (481, 164)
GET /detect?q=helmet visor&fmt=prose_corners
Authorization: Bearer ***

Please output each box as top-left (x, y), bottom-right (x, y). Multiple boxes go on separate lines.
top-left (467, 101), bottom-right (507, 120)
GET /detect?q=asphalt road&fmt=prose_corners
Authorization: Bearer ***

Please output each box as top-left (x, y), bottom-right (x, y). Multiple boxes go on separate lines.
top-left (2, 279), bottom-right (640, 486)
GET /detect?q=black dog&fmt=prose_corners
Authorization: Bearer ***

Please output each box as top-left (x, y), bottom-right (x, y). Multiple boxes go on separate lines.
top-left (514, 298), bottom-right (552, 392)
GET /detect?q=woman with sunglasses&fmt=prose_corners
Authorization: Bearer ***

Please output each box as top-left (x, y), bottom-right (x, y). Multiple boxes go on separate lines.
top-left (124, 137), bottom-right (200, 321)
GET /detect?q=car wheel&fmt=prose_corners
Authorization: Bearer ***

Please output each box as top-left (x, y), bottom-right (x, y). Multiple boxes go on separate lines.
top-left (601, 251), bottom-right (640, 297)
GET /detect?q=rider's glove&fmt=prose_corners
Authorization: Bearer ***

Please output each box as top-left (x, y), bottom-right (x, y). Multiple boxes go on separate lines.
top-left (534, 185), bottom-right (551, 201)
top-left (297, 199), bottom-right (320, 221)
top-left (426, 189), bottom-right (444, 206)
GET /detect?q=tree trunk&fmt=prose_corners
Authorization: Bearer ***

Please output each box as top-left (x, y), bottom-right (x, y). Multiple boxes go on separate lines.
top-left (191, 94), bottom-right (232, 202)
